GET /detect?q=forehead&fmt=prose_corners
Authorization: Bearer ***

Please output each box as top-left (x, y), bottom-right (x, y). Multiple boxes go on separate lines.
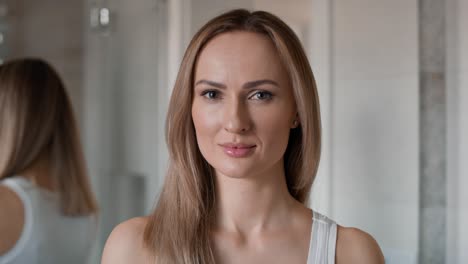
top-left (194, 31), bottom-right (288, 83)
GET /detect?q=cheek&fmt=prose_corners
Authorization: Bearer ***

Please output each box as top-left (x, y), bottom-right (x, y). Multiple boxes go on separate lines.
top-left (192, 103), bottom-right (221, 147)
top-left (253, 108), bottom-right (293, 150)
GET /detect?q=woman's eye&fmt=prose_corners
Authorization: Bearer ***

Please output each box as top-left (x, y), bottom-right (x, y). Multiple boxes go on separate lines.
top-left (250, 91), bottom-right (273, 101)
top-left (201, 90), bottom-right (220, 100)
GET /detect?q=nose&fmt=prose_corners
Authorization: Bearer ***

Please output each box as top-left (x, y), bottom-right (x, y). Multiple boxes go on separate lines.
top-left (223, 99), bottom-right (252, 134)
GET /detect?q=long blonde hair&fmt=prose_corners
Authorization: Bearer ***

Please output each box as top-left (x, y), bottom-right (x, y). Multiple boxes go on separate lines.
top-left (144, 9), bottom-right (321, 263)
top-left (0, 58), bottom-right (98, 216)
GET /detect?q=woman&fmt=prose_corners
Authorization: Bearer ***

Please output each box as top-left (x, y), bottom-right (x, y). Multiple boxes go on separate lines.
top-left (0, 58), bottom-right (98, 263)
top-left (102, 9), bottom-right (385, 263)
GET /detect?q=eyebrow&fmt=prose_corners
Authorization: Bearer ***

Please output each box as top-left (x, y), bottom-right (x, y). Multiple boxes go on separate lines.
top-left (194, 79), bottom-right (279, 89)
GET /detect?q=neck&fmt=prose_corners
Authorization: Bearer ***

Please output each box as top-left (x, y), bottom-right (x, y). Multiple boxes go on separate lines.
top-left (20, 157), bottom-right (55, 191)
top-left (213, 160), bottom-right (300, 234)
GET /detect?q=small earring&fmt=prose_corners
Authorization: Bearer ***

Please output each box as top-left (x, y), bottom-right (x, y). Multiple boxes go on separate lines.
top-left (292, 120), bottom-right (299, 128)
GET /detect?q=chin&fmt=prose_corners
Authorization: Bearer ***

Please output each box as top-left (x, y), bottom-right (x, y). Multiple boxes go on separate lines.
top-left (212, 161), bottom-right (260, 179)
top-left (217, 170), bottom-right (250, 179)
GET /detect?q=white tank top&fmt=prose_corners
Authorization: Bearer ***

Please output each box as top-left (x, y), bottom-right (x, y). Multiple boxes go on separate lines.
top-left (0, 177), bottom-right (97, 264)
top-left (307, 211), bottom-right (338, 264)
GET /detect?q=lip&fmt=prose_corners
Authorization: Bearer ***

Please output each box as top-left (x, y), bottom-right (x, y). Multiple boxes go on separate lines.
top-left (219, 143), bottom-right (256, 158)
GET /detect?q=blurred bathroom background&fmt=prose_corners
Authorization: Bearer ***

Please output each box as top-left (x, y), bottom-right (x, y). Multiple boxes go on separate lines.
top-left (0, 0), bottom-right (466, 263)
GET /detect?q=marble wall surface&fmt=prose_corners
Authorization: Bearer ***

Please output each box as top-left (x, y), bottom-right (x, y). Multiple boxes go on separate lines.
top-left (419, 1), bottom-right (447, 263)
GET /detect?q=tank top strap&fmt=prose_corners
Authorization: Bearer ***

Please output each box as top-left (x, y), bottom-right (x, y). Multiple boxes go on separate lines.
top-left (306, 211), bottom-right (338, 264)
top-left (0, 177), bottom-right (35, 263)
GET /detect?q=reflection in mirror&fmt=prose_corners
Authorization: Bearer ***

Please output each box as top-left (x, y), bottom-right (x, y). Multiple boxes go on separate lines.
top-left (0, 58), bottom-right (98, 263)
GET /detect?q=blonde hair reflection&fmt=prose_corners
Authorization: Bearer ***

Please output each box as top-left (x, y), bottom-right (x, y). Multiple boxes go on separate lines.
top-left (0, 58), bottom-right (97, 216)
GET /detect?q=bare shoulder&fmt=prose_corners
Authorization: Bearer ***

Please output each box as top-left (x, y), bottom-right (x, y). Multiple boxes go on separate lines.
top-left (0, 185), bottom-right (25, 255)
top-left (336, 225), bottom-right (385, 264)
top-left (101, 217), bottom-right (156, 264)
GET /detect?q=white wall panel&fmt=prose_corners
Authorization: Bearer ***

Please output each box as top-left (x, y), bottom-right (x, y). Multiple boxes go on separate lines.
top-left (331, 1), bottom-right (419, 262)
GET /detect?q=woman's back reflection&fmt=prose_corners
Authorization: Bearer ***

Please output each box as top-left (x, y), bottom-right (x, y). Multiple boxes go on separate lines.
top-left (0, 58), bottom-right (98, 264)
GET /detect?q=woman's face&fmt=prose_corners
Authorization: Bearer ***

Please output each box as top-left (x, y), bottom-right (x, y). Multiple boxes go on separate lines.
top-left (192, 31), bottom-right (297, 179)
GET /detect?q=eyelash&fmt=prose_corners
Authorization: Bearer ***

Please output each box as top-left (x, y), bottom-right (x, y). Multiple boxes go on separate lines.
top-left (201, 90), bottom-right (221, 100)
top-left (200, 90), bottom-right (274, 101)
top-left (249, 91), bottom-right (273, 101)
